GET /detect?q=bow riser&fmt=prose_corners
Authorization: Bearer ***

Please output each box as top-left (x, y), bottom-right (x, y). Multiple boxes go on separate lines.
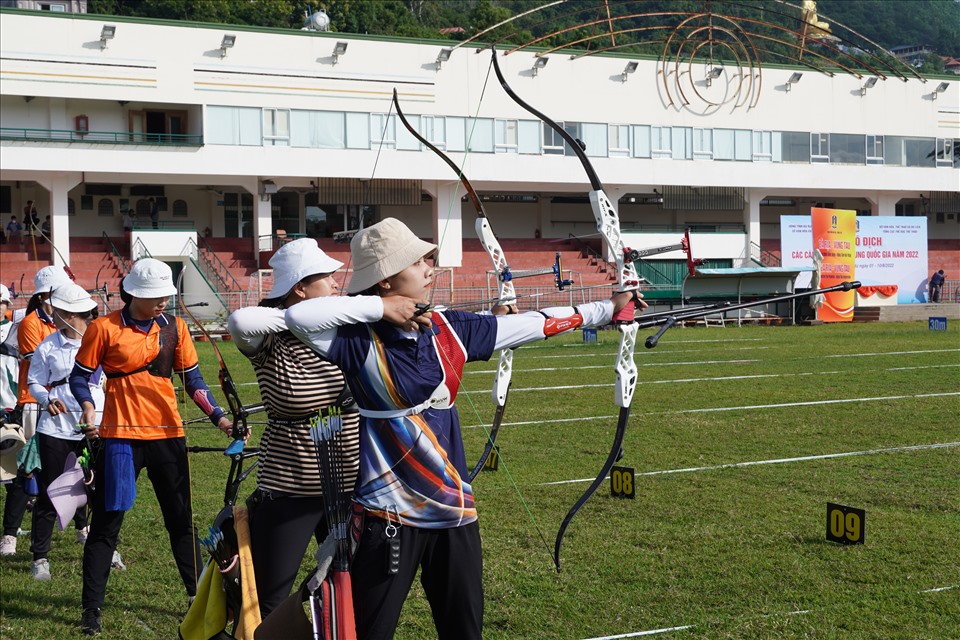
top-left (589, 191), bottom-right (641, 293)
top-left (475, 216), bottom-right (517, 408)
top-left (615, 324), bottom-right (639, 408)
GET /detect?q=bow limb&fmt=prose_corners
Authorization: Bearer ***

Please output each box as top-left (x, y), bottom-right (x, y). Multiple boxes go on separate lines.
top-left (392, 89), bottom-right (513, 482)
top-left (176, 269), bottom-right (248, 447)
top-left (490, 49), bottom-right (640, 572)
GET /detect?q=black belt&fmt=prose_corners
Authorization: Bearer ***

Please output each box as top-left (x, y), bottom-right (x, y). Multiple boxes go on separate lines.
top-left (49, 377), bottom-right (69, 388)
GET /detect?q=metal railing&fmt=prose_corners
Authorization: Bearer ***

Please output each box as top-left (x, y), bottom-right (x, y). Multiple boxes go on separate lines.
top-left (749, 242), bottom-right (782, 267)
top-left (196, 236), bottom-right (242, 292)
top-left (101, 232), bottom-right (132, 276)
top-left (0, 127), bottom-right (203, 146)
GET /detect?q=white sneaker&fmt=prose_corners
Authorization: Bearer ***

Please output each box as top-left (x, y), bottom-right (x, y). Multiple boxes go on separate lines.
top-left (0, 535), bottom-right (16, 556)
top-left (111, 550), bottom-right (126, 571)
top-left (77, 526), bottom-right (90, 545)
top-left (31, 558), bottom-right (51, 581)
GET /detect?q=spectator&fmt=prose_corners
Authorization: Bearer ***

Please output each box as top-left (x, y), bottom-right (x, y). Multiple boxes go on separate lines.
top-left (23, 202), bottom-right (39, 239)
top-left (148, 198), bottom-right (159, 229)
top-left (6, 216), bottom-right (23, 247)
top-left (929, 270), bottom-right (946, 303)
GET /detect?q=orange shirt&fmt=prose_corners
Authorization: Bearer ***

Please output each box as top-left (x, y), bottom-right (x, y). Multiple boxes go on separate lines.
top-left (75, 310), bottom-right (198, 440)
top-left (17, 308), bottom-right (56, 404)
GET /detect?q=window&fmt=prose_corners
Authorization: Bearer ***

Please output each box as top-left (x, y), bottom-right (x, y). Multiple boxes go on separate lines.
top-left (518, 120), bottom-right (540, 154)
top-left (609, 125), bottom-right (630, 157)
top-left (830, 134), bottom-right (866, 164)
top-left (753, 131), bottom-right (773, 161)
top-left (262, 109), bottom-right (290, 146)
top-left (781, 131), bottom-right (809, 163)
top-left (495, 119), bottom-right (518, 153)
top-left (98, 199), bottom-right (114, 217)
top-left (421, 116), bottom-right (445, 150)
top-left (40, 3), bottom-right (67, 11)
top-left (466, 118), bottom-right (494, 153)
top-left (543, 122), bottom-right (566, 155)
top-left (651, 127), bottom-right (672, 158)
top-left (346, 113), bottom-right (369, 149)
top-left (371, 113), bottom-right (396, 150)
top-left (207, 106), bottom-right (260, 145)
top-left (672, 127), bottom-right (692, 160)
top-left (395, 114), bottom-right (421, 151)
top-left (632, 125), bottom-right (651, 158)
top-left (172, 200), bottom-right (188, 217)
top-left (136, 198), bottom-right (151, 217)
top-left (936, 138), bottom-right (956, 167)
top-left (811, 133), bottom-right (829, 163)
top-left (693, 128), bottom-right (713, 160)
top-left (867, 135), bottom-right (884, 165)
top-left (291, 111), bottom-right (344, 148)
top-left (734, 130), bottom-right (751, 161)
top-left (581, 123), bottom-right (608, 157)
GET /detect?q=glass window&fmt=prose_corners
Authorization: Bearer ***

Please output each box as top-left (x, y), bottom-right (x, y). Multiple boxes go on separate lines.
top-left (421, 116), bottom-right (445, 150)
top-left (830, 134), bottom-right (866, 164)
top-left (781, 131), bottom-right (809, 163)
top-left (446, 117), bottom-right (466, 152)
top-left (714, 129), bottom-right (734, 160)
top-left (206, 106), bottom-right (260, 146)
top-left (371, 113), bottom-right (396, 150)
top-left (262, 109), bottom-right (290, 146)
top-left (734, 130), bottom-right (751, 161)
top-left (346, 112), bottom-right (369, 149)
top-left (518, 120), bottom-right (540, 154)
top-left (581, 123), bottom-right (608, 157)
top-left (903, 138), bottom-right (935, 167)
top-left (936, 138), bottom-right (956, 167)
top-left (693, 128), bottom-right (713, 160)
top-left (609, 124), bottom-right (630, 157)
top-left (172, 200), bottom-right (188, 217)
top-left (753, 131), bottom-right (773, 161)
top-left (496, 119), bottom-right (518, 153)
top-left (651, 126), bottom-right (672, 158)
top-left (396, 114), bottom-right (421, 151)
top-left (290, 111), bottom-right (345, 148)
top-left (98, 199), bottom-right (113, 217)
top-left (811, 132), bottom-right (830, 163)
top-left (672, 127), bottom-right (692, 160)
top-left (563, 122), bottom-right (580, 156)
top-left (466, 118), bottom-right (494, 153)
top-left (632, 125), bottom-right (651, 158)
top-left (884, 136), bottom-right (904, 166)
top-left (543, 122), bottom-right (566, 155)
top-left (867, 135), bottom-right (884, 165)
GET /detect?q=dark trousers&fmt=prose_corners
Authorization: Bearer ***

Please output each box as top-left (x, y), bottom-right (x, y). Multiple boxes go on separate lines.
top-left (2, 475), bottom-right (30, 536)
top-left (248, 491), bottom-right (331, 618)
top-left (351, 517), bottom-right (483, 640)
top-left (31, 433), bottom-right (88, 560)
top-left (81, 437), bottom-right (201, 610)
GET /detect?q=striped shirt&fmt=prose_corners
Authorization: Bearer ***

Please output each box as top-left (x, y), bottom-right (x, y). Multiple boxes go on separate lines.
top-left (249, 330), bottom-right (360, 496)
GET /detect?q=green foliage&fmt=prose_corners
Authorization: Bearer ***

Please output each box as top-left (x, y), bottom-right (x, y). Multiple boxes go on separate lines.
top-left (1, 322), bottom-right (958, 639)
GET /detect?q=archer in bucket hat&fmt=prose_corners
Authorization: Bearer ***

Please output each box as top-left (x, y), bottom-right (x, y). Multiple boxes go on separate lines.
top-left (1, 264), bottom-right (73, 558)
top-left (26, 282), bottom-right (104, 579)
top-left (70, 257), bottom-right (233, 635)
top-left (284, 217), bottom-right (645, 639)
top-left (226, 237), bottom-right (361, 620)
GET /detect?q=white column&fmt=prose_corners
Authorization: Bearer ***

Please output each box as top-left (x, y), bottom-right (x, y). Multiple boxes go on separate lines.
top-left (744, 188), bottom-right (763, 267)
top-left (866, 192), bottom-right (900, 217)
top-left (36, 173), bottom-right (82, 268)
top-left (432, 181), bottom-right (463, 267)
top-left (240, 178), bottom-right (272, 253)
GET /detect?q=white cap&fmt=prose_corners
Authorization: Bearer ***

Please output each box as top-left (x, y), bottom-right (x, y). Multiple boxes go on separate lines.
top-left (0, 284), bottom-right (10, 304)
top-left (50, 283), bottom-right (97, 314)
top-left (122, 258), bottom-right (177, 298)
top-left (34, 266), bottom-right (73, 294)
top-left (267, 238), bottom-right (343, 299)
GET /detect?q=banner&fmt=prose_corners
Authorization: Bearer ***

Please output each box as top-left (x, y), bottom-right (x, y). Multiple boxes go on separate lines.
top-left (781, 215), bottom-right (929, 304)
top-left (810, 208), bottom-right (857, 322)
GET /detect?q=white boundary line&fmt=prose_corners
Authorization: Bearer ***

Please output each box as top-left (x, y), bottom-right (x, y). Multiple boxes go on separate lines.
top-left (465, 359), bottom-right (758, 375)
top-left (921, 585), bottom-right (958, 593)
top-left (542, 441), bottom-right (960, 486)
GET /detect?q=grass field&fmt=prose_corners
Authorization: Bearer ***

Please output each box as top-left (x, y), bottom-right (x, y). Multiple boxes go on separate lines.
top-left (2, 320), bottom-right (958, 639)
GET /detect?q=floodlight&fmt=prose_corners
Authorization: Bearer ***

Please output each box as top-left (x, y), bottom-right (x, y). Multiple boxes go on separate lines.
top-left (860, 76), bottom-right (878, 95)
top-left (932, 81), bottom-right (949, 100)
top-left (436, 48), bottom-right (452, 70)
top-left (621, 61), bottom-right (639, 82)
top-left (220, 34), bottom-right (236, 58)
top-left (100, 25), bottom-right (116, 50)
top-left (532, 56), bottom-right (549, 76)
top-left (706, 66), bottom-right (723, 86)
top-left (785, 72), bottom-right (803, 91)
top-left (332, 41), bottom-right (348, 64)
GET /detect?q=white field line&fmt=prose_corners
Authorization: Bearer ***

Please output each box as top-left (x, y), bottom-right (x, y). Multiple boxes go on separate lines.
top-left (464, 359), bottom-right (758, 375)
top-left (460, 390), bottom-right (960, 430)
top-left (824, 348), bottom-right (960, 358)
top-left (460, 364), bottom-right (960, 395)
top-left (541, 441), bottom-right (960, 486)
top-left (536, 346), bottom-right (772, 359)
top-left (524, 338), bottom-right (765, 349)
top-left (921, 585), bottom-right (957, 593)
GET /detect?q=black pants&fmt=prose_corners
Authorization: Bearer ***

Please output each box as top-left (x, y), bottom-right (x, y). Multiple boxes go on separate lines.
top-left (2, 475), bottom-right (30, 536)
top-left (81, 437), bottom-right (201, 610)
top-left (248, 490), bottom-right (332, 618)
top-left (31, 433), bottom-right (88, 560)
top-left (351, 516), bottom-right (483, 640)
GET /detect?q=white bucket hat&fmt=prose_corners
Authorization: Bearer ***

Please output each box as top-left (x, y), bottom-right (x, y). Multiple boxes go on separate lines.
top-left (34, 266), bottom-right (73, 294)
top-left (122, 258), bottom-right (178, 298)
top-left (267, 238), bottom-right (344, 299)
top-left (346, 218), bottom-right (437, 294)
top-left (0, 284), bottom-right (11, 304)
top-left (0, 423), bottom-right (25, 482)
top-left (50, 283), bottom-right (97, 314)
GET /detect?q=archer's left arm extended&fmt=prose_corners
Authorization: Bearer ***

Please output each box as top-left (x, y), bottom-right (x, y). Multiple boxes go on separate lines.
top-left (174, 317), bottom-right (228, 429)
top-left (493, 299), bottom-right (618, 351)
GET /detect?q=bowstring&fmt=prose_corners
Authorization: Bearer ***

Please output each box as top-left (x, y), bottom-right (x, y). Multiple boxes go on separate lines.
top-left (430, 59), bottom-right (555, 566)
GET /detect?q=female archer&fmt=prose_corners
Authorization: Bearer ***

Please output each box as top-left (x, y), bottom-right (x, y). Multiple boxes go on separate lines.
top-left (227, 238), bottom-right (361, 619)
top-left (69, 258), bottom-right (233, 636)
top-left (283, 218), bottom-right (643, 639)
